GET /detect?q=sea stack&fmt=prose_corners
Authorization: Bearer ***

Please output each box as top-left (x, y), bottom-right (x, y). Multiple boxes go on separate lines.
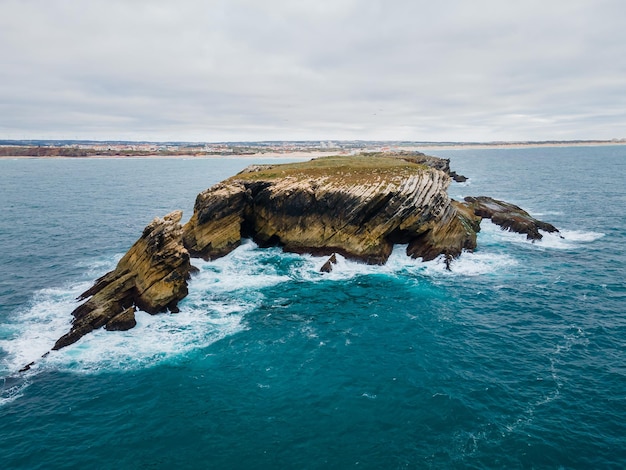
top-left (52, 210), bottom-right (192, 351)
top-left (182, 153), bottom-right (480, 264)
top-left (43, 152), bottom-right (559, 353)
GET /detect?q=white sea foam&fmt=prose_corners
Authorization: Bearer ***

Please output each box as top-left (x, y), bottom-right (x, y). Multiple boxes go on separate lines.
top-left (290, 247), bottom-right (412, 283)
top-left (478, 220), bottom-right (605, 250)
top-left (0, 284), bottom-right (83, 374)
top-left (0, 375), bottom-right (31, 406)
top-left (44, 307), bottom-right (245, 374)
top-left (476, 220), bottom-right (533, 246)
top-left (532, 228), bottom-right (604, 250)
top-left (292, 244), bottom-right (517, 281)
top-left (531, 210), bottom-right (564, 217)
top-left (194, 240), bottom-right (291, 293)
top-left (0, 238), bottom-right (522, 380)
top-left (3, 221), bottom-right (598, 379)
top-left (422, 251), bottom-right (518, 277)
top-left (0, 253), bottom-right (253, 377)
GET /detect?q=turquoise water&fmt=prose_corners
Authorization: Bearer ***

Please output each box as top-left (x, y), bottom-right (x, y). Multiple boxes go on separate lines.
top-left (1, 148), bottom-right (625, 469)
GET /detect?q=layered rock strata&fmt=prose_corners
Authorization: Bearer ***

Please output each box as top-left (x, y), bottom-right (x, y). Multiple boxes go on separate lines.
top-left (52, 211), bottom-right (191, 351)
top-left (39, 153), bottom-right (559, 357)
top-left (183, 155), bottom-right (480, 265)
top-left (464, 196), bottom-right (559, 240)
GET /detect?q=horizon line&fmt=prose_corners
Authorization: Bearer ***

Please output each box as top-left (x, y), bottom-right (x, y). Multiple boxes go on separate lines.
top-left (2, 138), bottom-right (626, 145)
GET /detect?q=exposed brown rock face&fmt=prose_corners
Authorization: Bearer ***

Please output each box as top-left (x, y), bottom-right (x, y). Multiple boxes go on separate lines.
top-left (105, 306), bottom-right (137, 331)
top-left (39, 152), bottom-right (558, 362)
top-left (182, 155), bottom-right (478, 265)
top-left (183, 182), bottom-right (247, 260)
top-left (52, 211), bottom-right (191, 350)
top-left (406, 200), bottom-right (481, 263)
top-left (320, 254), bottom-right (338, 273)
top-left (464, 196), bottom-right (559, 240)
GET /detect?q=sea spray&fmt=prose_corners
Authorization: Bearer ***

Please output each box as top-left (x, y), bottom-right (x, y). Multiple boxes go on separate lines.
top-left (0, 220), bottom-right (606, 379)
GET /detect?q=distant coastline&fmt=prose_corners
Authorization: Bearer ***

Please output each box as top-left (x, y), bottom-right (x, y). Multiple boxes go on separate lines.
top-left (1, 139), bottom-right (625, 159)
top-left (413, 140), bottom-right (626, 150)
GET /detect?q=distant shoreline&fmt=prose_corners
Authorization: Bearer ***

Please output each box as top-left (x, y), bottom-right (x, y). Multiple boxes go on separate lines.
top-left (0, 151), bottom-right (336, 160)
top-left (415, 140), bottom-right (626, 151)
top-left (1, 140), bottom-right (625, 160)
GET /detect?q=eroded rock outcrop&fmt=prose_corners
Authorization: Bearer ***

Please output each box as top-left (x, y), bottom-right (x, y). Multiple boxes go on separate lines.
top-left (37, 152), bottom-right (559, 361)
top-left (320, 253), bottom-right (338, 273)
top-left (182, 155), bottom-right (478, 264)
top-left (52, 210), bottom-right (191, 351)
top-left (464, 196), bottom-right (559, 240)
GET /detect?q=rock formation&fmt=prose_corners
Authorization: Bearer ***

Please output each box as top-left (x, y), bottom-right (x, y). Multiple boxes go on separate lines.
top-left (182, 154), bottom-right (479, 264)
top-left (34, 152), bottom-right (559, 358)
top-left (320, 254), bottom-right (338, 273)
top-left (464, 196), bottom-right (559, 240)
top-left (51, 211), bottom-right (192, 351)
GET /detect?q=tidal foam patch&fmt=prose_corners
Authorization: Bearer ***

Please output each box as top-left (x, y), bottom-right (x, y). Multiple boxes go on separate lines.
top-left (0, 285), bottom-right (82, 374)
top-left (478, 220), bottom-right (605, 250)
top-left (0, 253), bottom-right (257, 376)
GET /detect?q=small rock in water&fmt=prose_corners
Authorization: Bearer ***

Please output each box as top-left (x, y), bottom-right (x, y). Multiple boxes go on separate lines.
top-left (320, 253), bottom-right (338, 273)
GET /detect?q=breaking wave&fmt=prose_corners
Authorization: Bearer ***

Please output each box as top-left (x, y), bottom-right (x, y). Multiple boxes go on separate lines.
top-left (0, 218), bottom-right (606, 383)
top-left (478, 220), bottom-right (604, 250)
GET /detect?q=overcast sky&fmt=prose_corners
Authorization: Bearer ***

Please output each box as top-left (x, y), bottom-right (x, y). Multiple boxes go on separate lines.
top-left (1, 0), bottom-right (625, 142)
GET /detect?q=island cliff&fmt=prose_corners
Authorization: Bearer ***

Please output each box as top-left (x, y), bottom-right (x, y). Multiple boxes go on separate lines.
top-left (183, 154), bottom-right (480, 265)
top-left (37, 152), bottom-right (559, 358)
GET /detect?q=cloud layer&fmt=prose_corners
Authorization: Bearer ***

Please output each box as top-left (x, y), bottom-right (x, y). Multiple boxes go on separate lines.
top-left (1, 0), bottom-right (625, 141)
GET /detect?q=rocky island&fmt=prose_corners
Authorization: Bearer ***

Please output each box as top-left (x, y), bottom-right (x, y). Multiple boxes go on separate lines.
top-left (20, 152), bottom-right (558, 367)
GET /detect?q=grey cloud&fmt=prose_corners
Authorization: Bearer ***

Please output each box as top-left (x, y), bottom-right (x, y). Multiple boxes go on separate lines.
top-left (1, 0), bottom-right (625, 141)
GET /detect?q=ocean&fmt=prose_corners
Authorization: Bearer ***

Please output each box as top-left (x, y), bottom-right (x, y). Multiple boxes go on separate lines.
top-left (1, 146), bottom-right (625, 469)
